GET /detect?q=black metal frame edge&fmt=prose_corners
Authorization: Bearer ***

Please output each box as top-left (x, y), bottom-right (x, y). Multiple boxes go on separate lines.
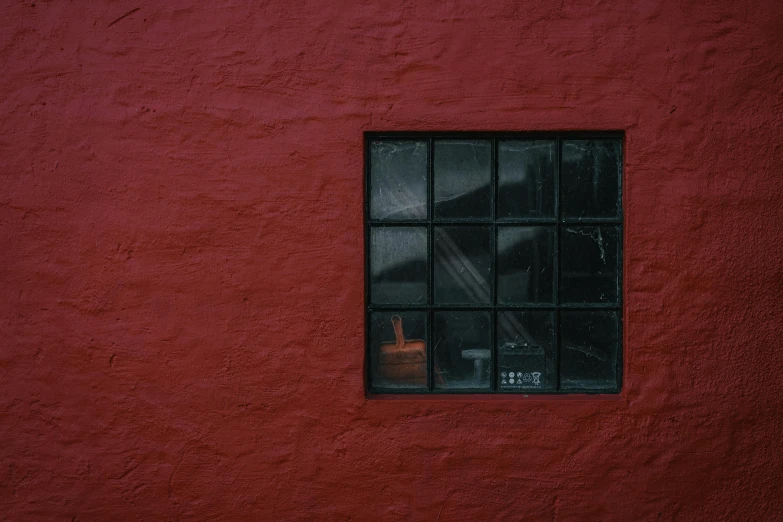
top-left (365, 130), bottom-right (624, 140)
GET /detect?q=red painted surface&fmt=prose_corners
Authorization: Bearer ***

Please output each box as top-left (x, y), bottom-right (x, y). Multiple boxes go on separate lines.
top-left (1, 1), bottom-right (782, 520)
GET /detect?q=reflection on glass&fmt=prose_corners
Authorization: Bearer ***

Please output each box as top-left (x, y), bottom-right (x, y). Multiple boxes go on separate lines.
top-left (560, 226), bottom-right (620, 304)
top-left (434, 311), bottom-right (491, 390)
top-left (370, 311), bottom-right (428, 390)
top-left (560, 311), bottom-right (619, 391)
top-left (370, 141), bottom-right (428, 220)
top-left (434, 226), bottom-right (492, 305)
top-left (370, 227), bottom-right (427, 304)
top-left (434, 140), bottom-right (492, 219)
top-left (498, 140), bottom-right (556, 218)
top-left (497, 311), bottom-right (555, 391)
top-left (561, 140), bottom-right (621, 219)
top-left (497, 226), bottom-right (555, 304)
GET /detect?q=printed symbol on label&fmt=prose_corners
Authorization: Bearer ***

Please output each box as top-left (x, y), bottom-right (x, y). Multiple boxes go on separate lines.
top-left (509, 378), bottom-right (515, 384)
top-left (501, 372), bottom-right (507, 378)
top-left (509, 372), bottom-right (515, 378)
top-left (523, 373), bottom-right (532, 383)
top-left (532, 372), bottom-right (541, 385)
top-left (501, 379), bottom-right (507, 384)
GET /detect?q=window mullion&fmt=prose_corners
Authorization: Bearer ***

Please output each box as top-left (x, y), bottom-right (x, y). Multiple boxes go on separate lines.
top-left (555, 137), bottom-right (562, 392)
top-left (492, 137), bottom-right (499, 392)
top-left (427, 137), bottom-right (434, 392)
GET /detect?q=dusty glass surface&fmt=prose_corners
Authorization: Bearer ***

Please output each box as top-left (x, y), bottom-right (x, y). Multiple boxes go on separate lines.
top-left (561, 140), bottom-right (621, 219)
top-left (370, 140), bottom-right (428, 220)
top-left (497, 311), bottom-right (555, 391)
top-left (497, 226), bottom-right (555, 304)
top-left (433, 226), bottom-right (492, 305)
top-left (370, 227), bottom-right (427, 305)
top-left (560, 226), bottom-right (620, 304)
top-left (370, 311), bottom-right (428, 390)
top-left (559, 311), bottom-right (619, 391)
top-left (433, 140), bottom-right (492, 219)
top-left (433, 311), bottom-right (492, 390)
top-left (498, 140), bottom-right (556, 218)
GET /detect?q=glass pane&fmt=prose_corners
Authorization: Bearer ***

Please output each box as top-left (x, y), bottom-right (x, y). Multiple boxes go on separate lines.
top-left (561, 140), bottom-right (621, 219)
top-left (560, 311), bottom-right (620, 391)
top-left (560, 226), bottom-right (620, 304)
top-left (370, 140), bottom-right (428, 220)
top-left (370, 311), bottom-right (428, 390)
top-left (434, 226), bottom-right (492, 305)
top-left (434, 311), bottom-right (491, 390)
top-left (498, 140), bottom-right (555, 218)
top-left (497, 226), bottom-right (555, 304)
top-left (434, 140), bottom-right (491, 219)
top-left (370, 227), bottom-right (427, 305)
top-left (497, 311), bottom-right (555, 391)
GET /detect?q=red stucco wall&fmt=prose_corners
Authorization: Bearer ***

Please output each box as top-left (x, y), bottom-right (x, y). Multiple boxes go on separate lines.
top-left (2, 1), bottom-right (782, 520)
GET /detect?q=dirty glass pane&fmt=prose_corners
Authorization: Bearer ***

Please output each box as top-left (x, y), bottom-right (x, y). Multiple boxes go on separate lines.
top-left (434, 140), bottom-right (492, 219)
top-left (497, 311), bottom-right (555, 391)
top-left (370, 311), bottom-right (428, 390)
top-left (497, 226), bottom-right (555, 304)
top-left (560, 311), bottom-right (619, 391)
top-left (433, 226), bottom-right (492, 305)
top-left (561, 140), bottom-right (621, 219)
top-left (370, 227), bottom-right (427, 305)
top-left (433, 311), bottom-right (492, 390)
top-left (370, 140), bottom-right (428, 220)
top-left (498, 140), bottom-right (556, 218)
top-left (560, 226), bottom-right (620, 304)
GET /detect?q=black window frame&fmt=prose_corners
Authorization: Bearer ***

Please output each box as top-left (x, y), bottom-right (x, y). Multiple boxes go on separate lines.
top-left (365, 131), bottom-right (623, 395)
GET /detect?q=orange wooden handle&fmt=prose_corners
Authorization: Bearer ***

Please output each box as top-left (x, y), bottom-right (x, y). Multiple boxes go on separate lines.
top-left (391, 315), bottom-right (404, 350)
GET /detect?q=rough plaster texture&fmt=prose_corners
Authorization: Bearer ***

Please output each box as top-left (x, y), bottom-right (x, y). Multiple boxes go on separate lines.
top-left (1, 1), bottom-right (782, 520)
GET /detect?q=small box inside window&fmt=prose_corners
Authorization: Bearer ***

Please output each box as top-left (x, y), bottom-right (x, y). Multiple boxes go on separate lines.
top-left (498, 342), bottom-right (546, 390)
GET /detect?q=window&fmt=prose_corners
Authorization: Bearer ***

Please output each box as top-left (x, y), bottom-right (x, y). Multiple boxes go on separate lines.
top-left (365, 133), bottom-right (622, 394)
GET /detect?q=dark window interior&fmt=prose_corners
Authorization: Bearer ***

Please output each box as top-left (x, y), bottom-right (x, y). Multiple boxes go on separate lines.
top-left (366, 133), bottom-right (622, 394)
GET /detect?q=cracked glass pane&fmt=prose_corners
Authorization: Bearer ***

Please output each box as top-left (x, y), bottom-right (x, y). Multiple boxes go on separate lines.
top-left (370, 140), bottom-right (428, 220)
top-left (497, 311), bottom-right (555, 391)
top-left (434, 311), bottom-right (492, 390)
top-left (560, 226), bottom-right (620, 304)
top-left (433, 226), bottom-right (492, 305)
top-left (561, 140), bottom-right (621, 219)
top-left (498, 140), bottom-right (556, 218)
top-left (560, 311), bottom-right (619, 391)
top-left (497, 226), bottom-right (555, 304)
top-left (370, 227), bottom-right (427, 305)
top-left (370, 311), bottom-right (428, 390)
top-left (434, 140), bottom-right (492, 219)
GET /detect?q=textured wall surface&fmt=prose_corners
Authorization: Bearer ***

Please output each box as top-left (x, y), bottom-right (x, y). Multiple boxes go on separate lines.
top-left (2, 1), bottom-right (782, 520)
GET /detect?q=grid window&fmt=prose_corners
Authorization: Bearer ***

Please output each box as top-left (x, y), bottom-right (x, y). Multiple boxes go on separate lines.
top-left (366, 133), bottom-right (622, 394)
